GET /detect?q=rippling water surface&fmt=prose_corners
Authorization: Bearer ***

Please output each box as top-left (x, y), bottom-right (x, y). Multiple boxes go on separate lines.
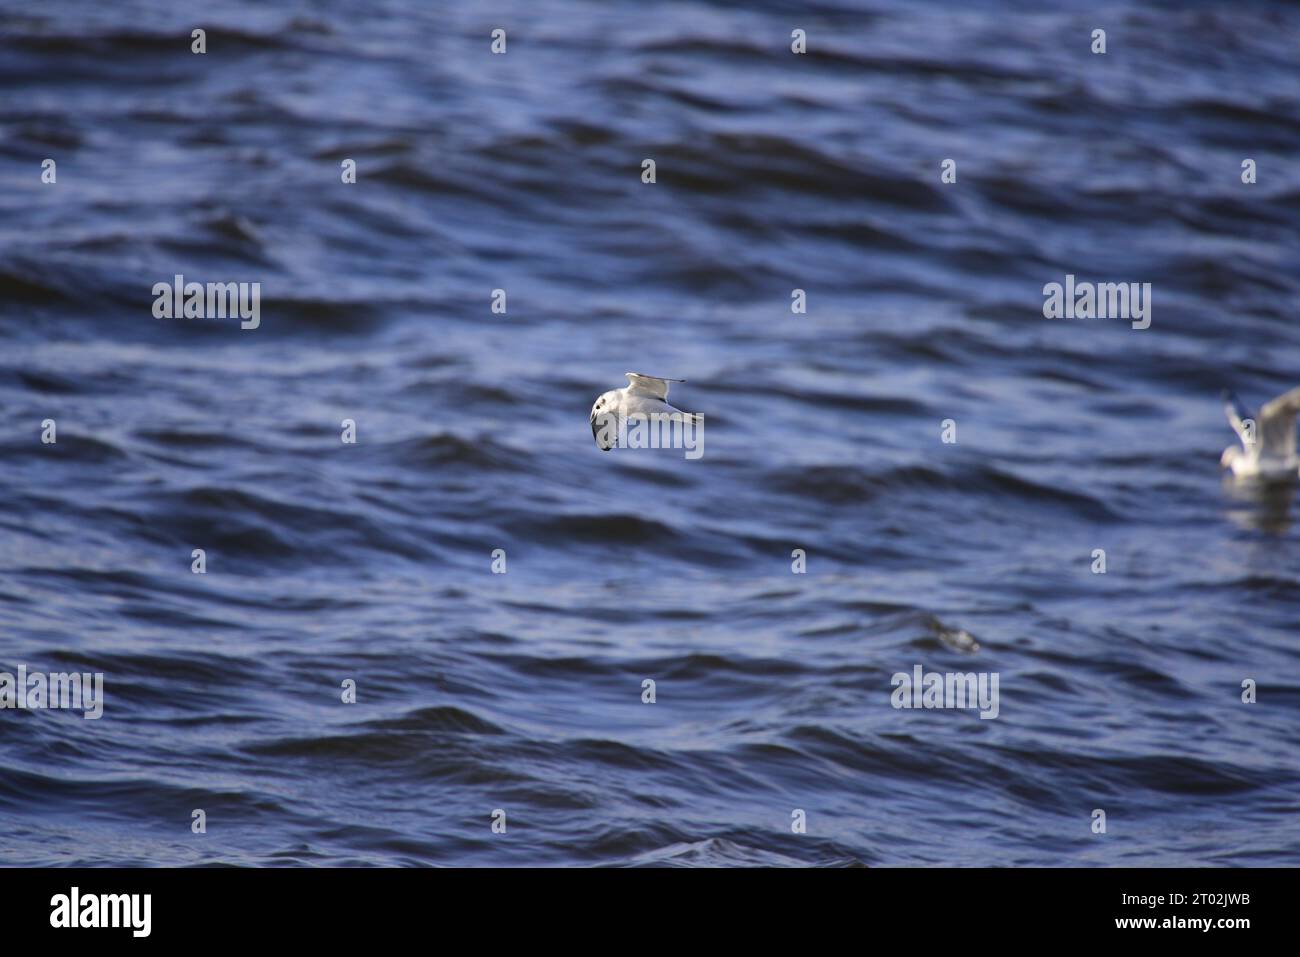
top-left (2, 0), bottom-right (1299, 866)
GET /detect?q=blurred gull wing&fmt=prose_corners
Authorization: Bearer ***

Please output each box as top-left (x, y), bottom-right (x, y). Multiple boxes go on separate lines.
top-left (1223, 390), bottom-right (1254, 448)
top-left (1257, 385), bottom-right (1300, 462)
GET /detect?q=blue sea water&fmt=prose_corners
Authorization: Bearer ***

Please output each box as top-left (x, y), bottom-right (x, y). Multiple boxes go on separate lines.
top-left (1, 0), bottom-right (1298, 866)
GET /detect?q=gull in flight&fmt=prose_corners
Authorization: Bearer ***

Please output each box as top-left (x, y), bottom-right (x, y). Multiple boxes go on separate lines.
top-left (590, 373), bottom-right (698, 451)
top-left (1222, 386), bottom-right (1300, 480)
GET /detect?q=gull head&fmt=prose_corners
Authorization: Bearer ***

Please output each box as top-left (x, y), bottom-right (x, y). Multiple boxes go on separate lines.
top-left (589, 389), bottom-right (620, 451)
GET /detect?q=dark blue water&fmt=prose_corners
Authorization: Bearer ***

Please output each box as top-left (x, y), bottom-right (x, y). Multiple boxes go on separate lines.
top-left (2, 0), bottom-right (1299, 866)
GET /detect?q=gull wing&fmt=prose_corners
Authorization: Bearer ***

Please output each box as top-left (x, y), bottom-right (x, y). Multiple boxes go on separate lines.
top-left (625, 372), bottom-right (683, 401)
top-left (1257, 385), bottom-right (1300, 461)
top-left (1223, 391), bottom-right (1254, 448)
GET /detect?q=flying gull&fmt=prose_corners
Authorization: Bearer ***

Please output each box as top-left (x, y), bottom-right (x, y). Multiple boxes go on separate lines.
top-left (590, 373), bottom-right (698, 451)
top-left (1222, 386), bottom-right (1300, 480)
